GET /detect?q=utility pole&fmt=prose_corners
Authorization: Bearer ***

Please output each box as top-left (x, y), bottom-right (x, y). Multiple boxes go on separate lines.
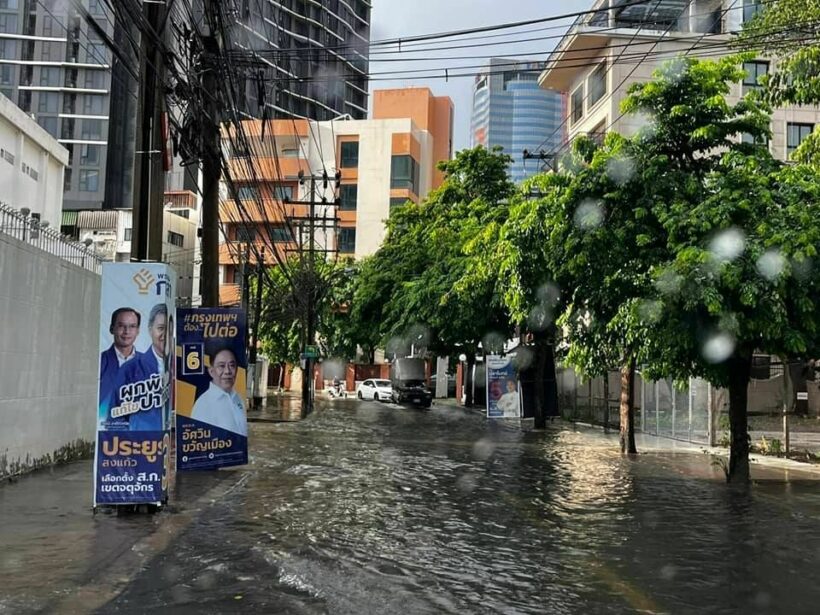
top-left (284, 171), bottom-right (341, 415)
top-left (198, 16), bottom-right (221, 307)
top-left (131, 0), bottom-right (167, 261)
top-left (249, 247), bottom-right (265, 409)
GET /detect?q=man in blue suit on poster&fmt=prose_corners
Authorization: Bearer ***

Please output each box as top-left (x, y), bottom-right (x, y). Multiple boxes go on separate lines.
top-left (99, 307), bottom-right (142, 428)
top-left (112, 304), bottom-right (168, 431)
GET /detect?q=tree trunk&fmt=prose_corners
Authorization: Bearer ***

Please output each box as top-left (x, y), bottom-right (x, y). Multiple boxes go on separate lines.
top-left (619, 357), bottom-right (638, 454)
top-left (533, 332), bottom-right (548, 429)
top-left (465, 353), bottom-right (475, 408)
top-left (543, 338), bottom-right (559, 422)
top-left (727, 350), bottom-right (753, 484)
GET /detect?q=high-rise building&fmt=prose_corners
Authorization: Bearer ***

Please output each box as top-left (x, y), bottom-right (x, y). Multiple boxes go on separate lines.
top-left (539, 0), bottom-right (820, 162)
top-left (0, 0), bottom-right (113, 210)
top-left (218, 87), bottom-right (453, 306)
top-left (471, 58), bottom-right (565, 183)
top-left (0, 0), bottom-right (371, 214)
top-left (230, 0), bottom-right (371, 121)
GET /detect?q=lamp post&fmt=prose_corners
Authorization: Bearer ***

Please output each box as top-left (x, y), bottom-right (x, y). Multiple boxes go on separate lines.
top-left (20, 207), bottom-right (30, 242)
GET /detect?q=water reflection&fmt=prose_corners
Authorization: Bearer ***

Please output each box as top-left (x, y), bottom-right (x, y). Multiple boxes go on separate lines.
top-left (105, 401), bottom-right (820, 614)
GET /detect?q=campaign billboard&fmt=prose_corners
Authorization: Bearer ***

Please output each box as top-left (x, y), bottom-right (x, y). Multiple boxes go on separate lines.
top-left (176, 308), bottom-right (248, 470)
top-left (93, 263), bottom-right (175, 507)
top-left (486, 355), bottom-right (521, 419)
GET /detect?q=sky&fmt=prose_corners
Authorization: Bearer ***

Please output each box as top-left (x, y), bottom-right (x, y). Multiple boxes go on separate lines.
top-left (369, 0), bottom-right (591, 151)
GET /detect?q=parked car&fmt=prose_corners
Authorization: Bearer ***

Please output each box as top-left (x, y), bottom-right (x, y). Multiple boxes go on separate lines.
top-left (390, 358), bottom-right (433, 408)
top-left (357, 379), bottom-right (393, 401)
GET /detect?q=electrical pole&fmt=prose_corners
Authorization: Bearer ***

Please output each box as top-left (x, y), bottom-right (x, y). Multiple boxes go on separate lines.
top-left (249, 247), bottom-right (265, 409)
top-left (131, 0), bottom-right (167, 261)
top-left (199, 24), bottom-right (221, 307)
top-left (303, 175), bottom-right (317, 413)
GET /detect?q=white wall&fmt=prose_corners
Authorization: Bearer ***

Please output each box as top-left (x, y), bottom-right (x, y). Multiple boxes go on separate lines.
top-left (0, 93), bottom-right (68, 229)
top-left (0, 232), bottom-right (99, 478)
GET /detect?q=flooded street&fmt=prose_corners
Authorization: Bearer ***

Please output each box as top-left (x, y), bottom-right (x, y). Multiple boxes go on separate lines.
top-left (4, 398), bottom-right (820, 613)
top-left (108, 399), bottom-right (820, 614)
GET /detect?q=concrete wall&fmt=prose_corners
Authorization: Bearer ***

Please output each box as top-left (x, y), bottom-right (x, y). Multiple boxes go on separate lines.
top-left (0, 232), bottom-right (99, 478)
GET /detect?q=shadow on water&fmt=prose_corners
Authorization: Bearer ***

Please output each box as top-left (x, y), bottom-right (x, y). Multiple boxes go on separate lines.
top-left (95, 402), bottom-right (820, 614)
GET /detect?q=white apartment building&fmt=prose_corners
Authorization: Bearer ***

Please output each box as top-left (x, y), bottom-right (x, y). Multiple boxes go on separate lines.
top-left (0, 91), bottom-right (67, 228)
top-left (540, 0), bottom-right (820, 161)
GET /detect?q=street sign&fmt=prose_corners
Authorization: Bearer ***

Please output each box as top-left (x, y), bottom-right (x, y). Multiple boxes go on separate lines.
top-left (797, 392), bottom-right (809, 401)
top-left (303, 345), bottom-right (319, 359)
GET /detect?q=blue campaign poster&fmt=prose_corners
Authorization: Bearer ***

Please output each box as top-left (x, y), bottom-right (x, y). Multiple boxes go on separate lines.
top-left (93, 263), bottom-right (175, 507)
top-left (175, 308), bottom-right (248, 470)
top-left (486, 355), bottom-right (521, 419)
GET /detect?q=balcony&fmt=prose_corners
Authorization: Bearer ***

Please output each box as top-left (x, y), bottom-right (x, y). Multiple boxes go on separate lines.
top-left (218, 240), bottom-right (292, 266)
top-left (219, 199), bottom-right (310, 224)
top-left (225, 156), bottom-right (310, 182)
top-left (164, 190), bottom-right (197, 209)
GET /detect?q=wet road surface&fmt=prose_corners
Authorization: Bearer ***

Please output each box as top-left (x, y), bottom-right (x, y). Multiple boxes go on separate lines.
top-left (4, 398), bottom-right (820, 613)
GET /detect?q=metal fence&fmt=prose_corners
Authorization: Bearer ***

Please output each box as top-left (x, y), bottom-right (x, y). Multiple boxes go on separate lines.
top-left (0, 202), bottom-right (102, 274)
top-left (557, 367), bottom-right (715, 445)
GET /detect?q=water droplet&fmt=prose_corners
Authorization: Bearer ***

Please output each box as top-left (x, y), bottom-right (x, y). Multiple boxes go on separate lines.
top-left (756, 249), bottom-right (786, 281)
top-left (456, 472), bottom-right (478, 493)
top-left (702, 332), bottom-right (735, 364)
top-left (472, 438), bottom-right (496, 461)
top-left (660, 564), bottom-right (678, 580)
top-left (513, 347), bottom-right (535, 370)
top-left (573, 199), bottom-right (605, 230)
top-left (536, 282), bottom-right (561, 308)
top-left (708, 228), bottom-right (746, 263)
top-left (637, 299), bottom-right (663, 323)
top-left (527, 305), bottom-right (553, 331)
top-left (605, 154), bottom-right (636, 186)
top-left (655, 268), bottom-right (683, 296)
top-left (482, 331), bottom-right (506, 354)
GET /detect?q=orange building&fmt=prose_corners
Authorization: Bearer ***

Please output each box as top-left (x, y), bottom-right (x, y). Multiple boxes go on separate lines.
top-left (218, 88), bottom-right (454, 306)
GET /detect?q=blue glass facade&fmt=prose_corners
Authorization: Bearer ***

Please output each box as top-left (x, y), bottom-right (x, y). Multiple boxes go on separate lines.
top-left (470, 59), bottom-right (565, 184)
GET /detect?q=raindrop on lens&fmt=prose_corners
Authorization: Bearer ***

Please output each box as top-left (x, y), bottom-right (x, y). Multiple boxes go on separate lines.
top-left (756, 249), bottom-right (786, 281)
top-left (527, 305), bottom-right (552, 331)
top-left (702, 332), bottom-right (735, 364)
top-left (708, 228), bottom-right (746, 263)
top-left (536, 282), bottom-right (561, 308)
top-left (605, 155), bottom-right (636, 186)
top-left (573, 199), bottom-right (604, 230)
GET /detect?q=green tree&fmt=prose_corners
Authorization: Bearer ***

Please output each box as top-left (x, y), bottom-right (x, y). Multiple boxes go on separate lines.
top-left (351, 146), bottom-right (516, 406)
top-left (622, 58), bottom-right (820, 482)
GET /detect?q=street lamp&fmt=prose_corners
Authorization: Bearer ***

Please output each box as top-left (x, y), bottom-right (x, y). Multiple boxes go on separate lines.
top-left (20, 207), bottom-right (30, 242)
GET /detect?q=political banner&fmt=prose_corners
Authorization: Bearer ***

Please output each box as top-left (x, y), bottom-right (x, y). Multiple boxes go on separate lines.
top-left (176, 308), bottom-right (248, 470)
top-left (486, 355), bottom-right (521, 419)
top-left (93, 263), bottom-right (175, 507)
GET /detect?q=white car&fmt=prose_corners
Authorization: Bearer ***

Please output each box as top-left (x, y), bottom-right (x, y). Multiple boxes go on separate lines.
top-left (357, 379), bottom-right (393, 402)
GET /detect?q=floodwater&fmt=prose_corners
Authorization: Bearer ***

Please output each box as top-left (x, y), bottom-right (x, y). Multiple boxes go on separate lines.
top-left (102, 399), bottom-right (820, 614)
top-left (4, 398), bottom-right (820, 614)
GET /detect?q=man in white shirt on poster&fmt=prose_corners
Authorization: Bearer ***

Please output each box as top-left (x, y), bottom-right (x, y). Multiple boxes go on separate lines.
top-left (192, 347), bottom-right (248, 436)
top-left (497, 379), bottom-right (520, 418)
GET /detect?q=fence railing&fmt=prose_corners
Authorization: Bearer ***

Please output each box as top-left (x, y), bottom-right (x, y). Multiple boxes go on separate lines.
top-left (0, 202), bottom-right (102, 274)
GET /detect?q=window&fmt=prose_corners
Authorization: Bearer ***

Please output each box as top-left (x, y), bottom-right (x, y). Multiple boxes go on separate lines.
top-left (79, 169), bottom-right (99, 191)
top-left (38, 92), bottom-right (59, 113)
top-left (167, 231), bottom-right (184, 247)
top-left (81, 118), bottom-right (102, 140)
top-left (787, 123), bottom-right (814, 157)
top-left (237, 185), bottom-right (258, 201)
top-left (271, 184), bottom-right (293, 200)
top-left (0, 65), bottom-right (12, 86)
top-left (235, 226), bottom-right (256, 242)
top-left (42, 15), bottom-right (60, 37)
top-left (87, 41), bottom-right (107, 65)
top-left (743, 0), bottom-right (763, 24)
top-left (338, 227), bottom-right (355, 253)
top-left (80, 144), bottom-right (100, 165)
top-left (39, 67), bottom-right (60, 87)
top-left (390, 155), bottom-right (420, 193)
top-left (742, 61), bottom-right (768, 94)
top-left (84, 70), bottom-right (105, 90)
top-left (0, 39), bottom-right (16, 60)
top-left (83, 95), bottom-right (105, 115)
top-left (588, 62), bottom-right (607, 108)
top-left (37, 116), bottom-right (58, 138)
top-left (281, 148), bottom-right (300, 158)
top-left (124, 227), bottom-right (132, 241)
top-left (270, 226), bottom-right (291, 242)
top-left (390, 197), bottom-right (409, 211)
top-left (0, 13), bottom-right (18, 34)
top-left (339, 184), bottom-right (357, 211)
top-left (0, 1), bottom-right (19, 9)
top-left (571, 85), bottom-right (584, 125)
top-left (741, 131), bottom-right (769, 147)
top-left (340, 141), bottom-right (359, 168)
